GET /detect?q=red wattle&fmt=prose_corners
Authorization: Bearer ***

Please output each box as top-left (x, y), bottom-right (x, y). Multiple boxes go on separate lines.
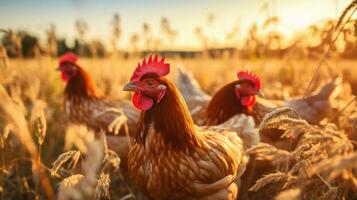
top-left (61, 72), bottom-right (69, 81)
top-left (241, 96), bottom-right (256, 107)
top-left (132, 92), bottom-right (153, 111)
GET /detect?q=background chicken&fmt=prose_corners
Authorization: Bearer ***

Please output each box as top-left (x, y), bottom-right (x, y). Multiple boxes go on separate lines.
top-left (57, 52), bottom-right (139, 135)
top-left (176, 67), bottom-right (211, 111)
top-left (123, 55), bottom-right (255, 200)
top-left (176, 67), bottom-right (342, 126)
top-left (57, 53), bottom-right (140, 166)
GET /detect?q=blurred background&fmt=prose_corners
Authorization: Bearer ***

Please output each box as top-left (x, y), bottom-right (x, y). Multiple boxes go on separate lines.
top-left (0, 0), bottom-right (356, 59)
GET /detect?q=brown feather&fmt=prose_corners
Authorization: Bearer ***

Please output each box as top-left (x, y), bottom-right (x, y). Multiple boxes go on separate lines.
top-left (135, 76), bottom-right (202, 151)
top-left (64, 67), bottom-right (101, 99)
top-left (63, 66), bottom-right (138, 135)
top-left (205, 81), bottom-right (246, 125)
top-left (127, 77), bottom-right (247, 200)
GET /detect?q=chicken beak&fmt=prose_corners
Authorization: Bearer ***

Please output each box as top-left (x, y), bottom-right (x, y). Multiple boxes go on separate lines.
top-left (123, 82), bottom-right (138, 92)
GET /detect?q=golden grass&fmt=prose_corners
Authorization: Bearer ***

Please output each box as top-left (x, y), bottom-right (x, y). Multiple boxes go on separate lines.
top-left (248, 107), bottom-right (356, 199)
top-left (0, 56), bottom-right (356, 200)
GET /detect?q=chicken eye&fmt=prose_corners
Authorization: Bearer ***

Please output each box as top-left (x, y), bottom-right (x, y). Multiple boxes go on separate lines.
top-left (146, 81), bottom-right (154, 87)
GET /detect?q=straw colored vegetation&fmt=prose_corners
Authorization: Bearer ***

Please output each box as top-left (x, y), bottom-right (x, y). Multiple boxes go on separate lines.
top-left (0, 1), bottom-right (357, 200)
top-left (0, 55), bottom-right (356, 200)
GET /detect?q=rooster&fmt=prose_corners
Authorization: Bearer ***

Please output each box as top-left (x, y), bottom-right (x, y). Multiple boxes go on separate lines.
top-left (123, 55), bottom-right (251, 200)
top-left (176, 68), bottom-right (341, 126)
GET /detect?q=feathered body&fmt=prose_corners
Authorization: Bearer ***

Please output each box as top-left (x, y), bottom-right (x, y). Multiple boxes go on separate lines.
top-left (205, 81), bottom-right (248, 126)
top-left (175, 67), bottom-right (342, 198)
top-left (57, 53), bottom-right (140, 167)
top-left (57, 53), bottom-right (139, 136)
top-left (251, 77), bottom-right (341, 125)
top-left (176, 68), bottom-right (341, 126)
top-left (63, 67), bottom-right (138, 134)
top-left (176, 67), bottom-right (211, 111)
top-left (128, 79), bottom-right (247, 200)
top-left (125, 57), bottom-right (248, 200)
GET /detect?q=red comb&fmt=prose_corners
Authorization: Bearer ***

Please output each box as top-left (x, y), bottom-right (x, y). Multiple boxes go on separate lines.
top-left (237, 70), bottom-right (261, 89)
top-left (130, 55), bottom-right (170, 82)
top-left (59, 52), bottom-right (78, 66)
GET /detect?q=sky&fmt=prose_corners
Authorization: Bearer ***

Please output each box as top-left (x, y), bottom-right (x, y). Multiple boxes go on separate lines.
top-left (0, 0), bottom-right (353, 50)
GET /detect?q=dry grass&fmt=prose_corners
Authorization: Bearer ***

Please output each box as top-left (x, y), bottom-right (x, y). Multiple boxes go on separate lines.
top-left (0, 55), bottom-right (356, 200)
top-left (0, 2), bottom-right (355, 199)
top-left (248, 107), bottom-right (357, 199)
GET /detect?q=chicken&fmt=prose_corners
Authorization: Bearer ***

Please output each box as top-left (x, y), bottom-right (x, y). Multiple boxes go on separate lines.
top-left (206, 71), bottom-right (341, 126)
top-left (176, 67), bottom-right (211, 111)
top-left (57, 53), bottom-right (140, 167)
top-left (176, 67), bottom-right (342, 126)
top-left (57, 52), bottom-right (139, 135)
top-left (123, 55), bottom-right (250, 200)
top-left (283, 78), bottom-right (342, 124)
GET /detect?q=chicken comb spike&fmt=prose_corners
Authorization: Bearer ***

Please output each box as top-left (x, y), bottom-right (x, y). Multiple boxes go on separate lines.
top-left (59, 52), bottom-right (78, 66)
top-left (237, 70), bottom-right (261, 89)
top-left (130, 55), bottom-right (170, 82)
top-left (147, 55), bottom-right (153, 62)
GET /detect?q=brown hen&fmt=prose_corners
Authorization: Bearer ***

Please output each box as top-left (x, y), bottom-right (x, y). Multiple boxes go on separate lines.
top-left (57, 53), bottom-right (139, 166)
top-left (57, 52), bottom-right (139, 135)
top-left (124, 56), bottom-right (250, 200)
top-left (176, 67), bottom-right (341, 126)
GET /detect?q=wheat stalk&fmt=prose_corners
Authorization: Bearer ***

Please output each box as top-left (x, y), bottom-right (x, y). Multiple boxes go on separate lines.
top-left (34, 112), bottom-right (47, 146)
top-left (259, 107), bottom-right (300, 129)
top-left (58, 174), bottom-right (85, 200)
top-left (335, 0), bottom-right (357, 29)
top-left (332, 96), bottom-right (357, 122)
top-left (247, 143), bottom-right (293, 169)
top-left (310, 153), bottom-right (357, 181)
top-left (249, 171), bottom-right (291, 192)
top-left (249, 100), bottom-right (355, 199)
top-left (317, 186), bottom-right (338, 200)
top-left (0, 85), bottom-right (54, 199)
top-left (51, 150), bottom-right (81, 177)
top-left (304, 1), bottom-right (357, 98)
top-left (95, 173), bottom-right (111, 200)
top-left (0, 124), bottom-right (12, 149)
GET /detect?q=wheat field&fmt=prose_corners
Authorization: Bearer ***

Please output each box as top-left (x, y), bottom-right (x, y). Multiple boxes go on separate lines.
top-left (2, 0), bottom-right (357, 199)
top-left (0, 56), bottom-right (356, 200)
